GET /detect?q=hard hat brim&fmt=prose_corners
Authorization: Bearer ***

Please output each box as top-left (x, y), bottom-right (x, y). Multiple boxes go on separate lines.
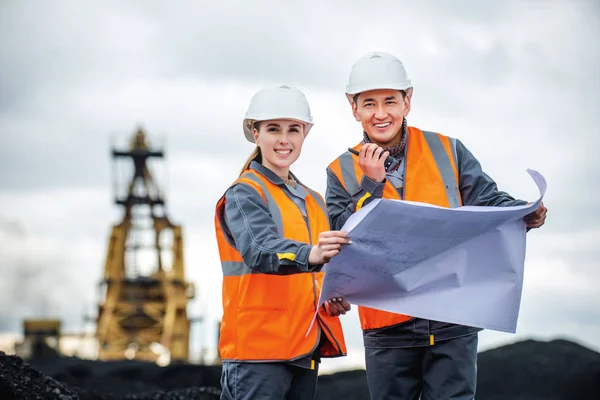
top-left (345, 81), bottom-right (413, 96)
top-left (345, 84), bottom-right (413, 105)
top-left (243, 118), bottom-right (314, 143)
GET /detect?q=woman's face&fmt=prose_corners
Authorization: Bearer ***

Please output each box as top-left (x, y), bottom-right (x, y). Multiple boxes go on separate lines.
top-left (253, 119), bottom-right (306, 177)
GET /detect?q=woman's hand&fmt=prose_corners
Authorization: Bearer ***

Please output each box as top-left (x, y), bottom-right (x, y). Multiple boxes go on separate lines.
top-left (308, 231), bottom-right (351, 265)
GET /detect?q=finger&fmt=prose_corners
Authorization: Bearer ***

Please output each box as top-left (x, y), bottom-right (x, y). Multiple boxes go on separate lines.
top-left (324, 301), bottom-right (338, 316)
top-left (526, 219), bottom-right (544, 229)
top-left (367, 144), bottom-right (380, 159)
top-left (340, 300), bottom-right (351, 311)
top-left (525, 217), bottom-right (541, 226)
top-left (317, 238), bottom-right (352, 246)
top-left (319, 236), bottom-right (351, 245)
top-left (524, 212), bottom-right (542, 222)
top-left (329, 298), bottom-right (340, 317)
top-left (359, 144), bottom-right (373, 159)
top-left (320, 241), bottom-right (342, 249)
top-left (533, 212), bottom-right (546, 222)
top-left (322, 249), bottom-right (340, 260)
top-left (536, 205), bottom-right (548, 217)
top-left (320, 244), bottom-right (342, 252)
top-left (319, 230), bottom-right (348, 239)
top-left (319, 235), bottom-right (349, 244)
top-left (324, 249), bottom-right (340, 257)
top-left (332, 302), bottom-right (346, 315)
top-left (527, 213), bottom-right (546, 223)
top-left (379, 150), bottom-right (390, 162)
top-left (330, 297), bottom-right (344, 308)
top-left (372, 146), bottom-right (384, 160)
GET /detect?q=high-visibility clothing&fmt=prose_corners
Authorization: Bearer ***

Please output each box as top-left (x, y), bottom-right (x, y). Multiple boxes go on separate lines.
top-left (215, 168), bottom-right (346, 361)
top-left (327, 127), bottom-right (462, 330)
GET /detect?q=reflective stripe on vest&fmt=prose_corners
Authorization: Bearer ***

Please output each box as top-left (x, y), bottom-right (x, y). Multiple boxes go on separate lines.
top-left (331, 145), bottom-right (402, 204)
top-left (218, 173), bottom-right (279, 277)
top-left (305, 186), bottom-right (328, 217)
top-left (421, 131), bottom-right (461, 208)
top-left (328, 127), bottom-right (462, 331)
top-left (214, 170), bottom-right (347, 361)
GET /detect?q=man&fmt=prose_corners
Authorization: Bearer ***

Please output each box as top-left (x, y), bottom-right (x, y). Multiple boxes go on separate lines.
top-left (325, 51), bottom-right (547, 400)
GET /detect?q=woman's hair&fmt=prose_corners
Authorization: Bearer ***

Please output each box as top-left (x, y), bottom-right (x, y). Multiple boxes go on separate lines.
top-left (239, 121), bottom-right (263, 176)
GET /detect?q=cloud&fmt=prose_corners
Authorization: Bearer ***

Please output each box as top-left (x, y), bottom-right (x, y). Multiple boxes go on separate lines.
top-left (0, 212), bottom-right (98, 332)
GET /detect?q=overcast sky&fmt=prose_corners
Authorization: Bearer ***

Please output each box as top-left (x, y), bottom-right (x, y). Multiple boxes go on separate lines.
top-left (1, 0), bottom-right (599, 372)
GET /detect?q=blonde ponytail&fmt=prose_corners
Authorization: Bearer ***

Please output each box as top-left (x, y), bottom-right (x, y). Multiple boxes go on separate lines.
top-left (239, 121), bottom-right (263, 176)
top-left (239, 146), bottom-right (262, 176)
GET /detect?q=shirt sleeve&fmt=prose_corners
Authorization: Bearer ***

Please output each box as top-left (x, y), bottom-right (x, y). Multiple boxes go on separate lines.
top-left (325, 166), bottom-right (385, 230)
top-left (222, 182), bottom-right (315, 274)
top-left (456, 139), bottom-right (527, 207)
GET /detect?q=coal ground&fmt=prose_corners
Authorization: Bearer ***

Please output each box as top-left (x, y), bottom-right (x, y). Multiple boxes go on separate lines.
top-left (1, 339), bottom-right (599, 399)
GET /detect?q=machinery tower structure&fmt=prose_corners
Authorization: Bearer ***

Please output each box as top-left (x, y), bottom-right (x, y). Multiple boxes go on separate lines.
top-left (96, 127), bottom-right (195, 363)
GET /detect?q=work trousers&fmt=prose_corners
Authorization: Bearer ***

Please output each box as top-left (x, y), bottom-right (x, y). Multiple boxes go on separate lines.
top-left (365, 333), bottom-right (478, 400)
top-left (220, 361), bottom-right (319, 400)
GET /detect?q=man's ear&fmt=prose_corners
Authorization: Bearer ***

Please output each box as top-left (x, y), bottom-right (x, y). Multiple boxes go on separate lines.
top-left (403, 91), bottom-right (412, 117)
top-left (345, 93), bottom-right (354, 105)
top-left (351, 101), bottom-right (360, 121)
top-left (347, 93), bottom-right (361, 121)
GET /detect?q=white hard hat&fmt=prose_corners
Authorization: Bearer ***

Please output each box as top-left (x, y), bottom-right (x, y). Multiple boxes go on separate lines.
top-left (243, 85), bottom-right (314, 143)
top-left (345, 52), bottom-right (412, 99)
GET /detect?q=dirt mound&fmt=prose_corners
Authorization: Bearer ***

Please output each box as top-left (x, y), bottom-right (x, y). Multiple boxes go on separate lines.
top-left (0, 352), bottom-right (79, 400)
top-left (477, 339), bottom-right (600, 400)
top-left (0, 352), bottom-right (221, 400)
top-left (1, 339), bottom-right (599, 399)
top-left (313, 339), bottom-right (600, 400)
top-left (27, 356), bottom-right (222, 397)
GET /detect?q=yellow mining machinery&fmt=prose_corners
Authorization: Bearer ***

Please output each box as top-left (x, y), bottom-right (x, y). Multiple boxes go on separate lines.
top-left (96, 128), bottom-right (195, 363)
top-left (14, 319), bottom-right (62, 359)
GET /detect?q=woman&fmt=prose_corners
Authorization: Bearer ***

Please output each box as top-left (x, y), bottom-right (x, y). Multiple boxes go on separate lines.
top-left (214, 85), bottom-right (351, 400)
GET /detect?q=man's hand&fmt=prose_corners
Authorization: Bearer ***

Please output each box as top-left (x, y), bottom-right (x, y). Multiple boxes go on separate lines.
top-left (524, 201), bottom-right (547, 229)
top-left (358, 143), bottom-right (388, 183)
top-left (324, 297), bottom-right (351, 316)
top-left (308, 231), bottom-right (351, 265)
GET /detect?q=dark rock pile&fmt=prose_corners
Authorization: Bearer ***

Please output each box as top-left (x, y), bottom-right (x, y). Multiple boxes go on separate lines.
top-left (0, 352), bottom-right (79, 400)
top-left (1, 339), bottom-right (599, 399)
top-left (0, 353), bottom-right (221, 400)
top-left (476, 339), bottom-right (600, 400)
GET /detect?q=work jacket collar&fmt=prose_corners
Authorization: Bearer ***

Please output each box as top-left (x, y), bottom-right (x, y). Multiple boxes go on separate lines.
top-left (249, 160), bottom-right (303, 187)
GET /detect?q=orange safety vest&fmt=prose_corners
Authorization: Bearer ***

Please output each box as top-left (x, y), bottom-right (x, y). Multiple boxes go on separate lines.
top-left (328, 127), bottom-right (463, 331)
top-left (214, 170), bottom-right (347, 362)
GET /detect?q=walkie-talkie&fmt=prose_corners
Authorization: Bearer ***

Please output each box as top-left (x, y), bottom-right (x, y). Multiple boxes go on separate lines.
top-left (347, 147), bottom-right (399, 172)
